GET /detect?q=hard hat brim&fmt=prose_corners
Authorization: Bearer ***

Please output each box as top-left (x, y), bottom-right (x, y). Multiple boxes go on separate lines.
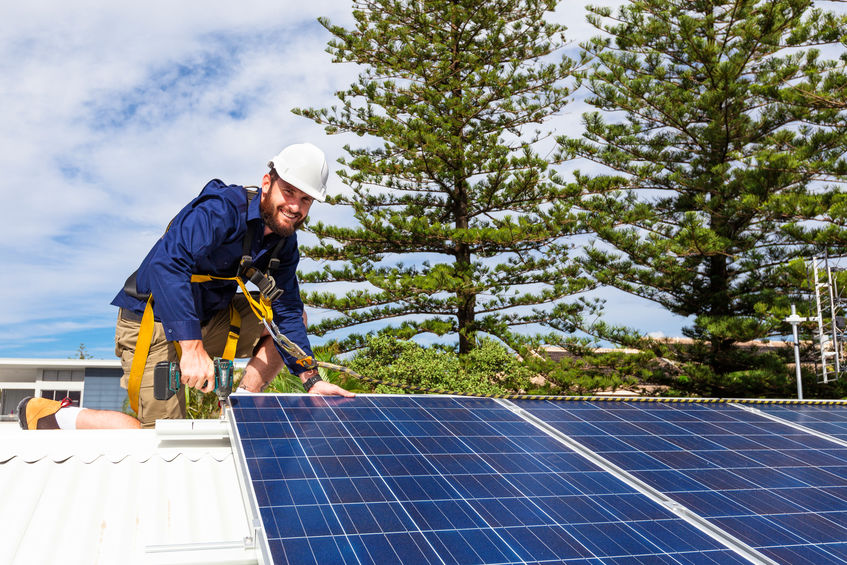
top-left (275, 169), bottom-right (327, 202)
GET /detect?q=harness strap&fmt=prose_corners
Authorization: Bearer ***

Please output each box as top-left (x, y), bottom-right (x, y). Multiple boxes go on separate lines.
top-left (239, 190), bottom-right (257, 274)
top-left (223, 302), bottom-right (241, 361)
top-left (127, 296), bottom-right (156, 414)
top-left (126, 274), bottom-right (269, 413)
top-left (189, 274), bottom-right (274, 321)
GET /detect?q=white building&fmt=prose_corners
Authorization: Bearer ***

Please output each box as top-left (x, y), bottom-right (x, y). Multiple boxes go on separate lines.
top-left (0, 358), bottom-right (126, 418)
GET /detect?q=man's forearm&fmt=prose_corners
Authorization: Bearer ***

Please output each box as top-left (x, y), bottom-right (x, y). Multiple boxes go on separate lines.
top-left (240, 336), bottom-right (285, 392)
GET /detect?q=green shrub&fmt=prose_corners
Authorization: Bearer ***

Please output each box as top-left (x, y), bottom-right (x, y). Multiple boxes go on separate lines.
top-left (346, 336), bottom-right (531, 395)
top-left (521, 346), bottom-right (653, 395)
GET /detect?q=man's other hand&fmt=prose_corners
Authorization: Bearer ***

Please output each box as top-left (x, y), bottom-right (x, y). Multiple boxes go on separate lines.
top-left (309, 379), bottom-right (355, 398)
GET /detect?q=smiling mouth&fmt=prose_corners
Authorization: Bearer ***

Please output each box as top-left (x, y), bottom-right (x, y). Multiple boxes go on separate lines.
top-left (279, 208), bottom-right (300, 221)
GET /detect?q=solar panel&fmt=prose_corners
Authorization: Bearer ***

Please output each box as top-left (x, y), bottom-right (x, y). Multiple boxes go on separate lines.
top-left (519, 400), bottom-right (847, 565)
top-left (756, 403), bottom-right (847, 442)
top-left (229, 395), bottom-right (753, 564)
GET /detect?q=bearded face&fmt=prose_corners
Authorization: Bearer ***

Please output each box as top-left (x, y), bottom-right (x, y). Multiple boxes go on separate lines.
top-left (260, 179), bottom-right (312, 237)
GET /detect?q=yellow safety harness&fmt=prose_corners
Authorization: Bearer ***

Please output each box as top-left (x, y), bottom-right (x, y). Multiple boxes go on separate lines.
top-left (124, 187), bottom-right (316, 413)
top-left (126, 275), bottom-right (275, 412)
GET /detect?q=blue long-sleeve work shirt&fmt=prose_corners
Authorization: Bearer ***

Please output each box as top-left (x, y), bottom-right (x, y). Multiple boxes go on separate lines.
top-left (111, 179), bottom-right (314, 375)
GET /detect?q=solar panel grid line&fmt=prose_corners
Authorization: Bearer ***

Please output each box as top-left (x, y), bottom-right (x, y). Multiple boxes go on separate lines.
top-left (373, 397), bottom-right (735, 563)
top-left (379, 401), bottom-right (685, 564)
top-left (497, 399), bottom-right (780, 565)
top-left (239, 396), bottom-right (528, 565)
top-left (756, 404), bottom-right (847, 446)
top-left (274, 401), bottom-right (386, 565)
top-left (283, 398), bottom-right (444, 565)
top-left (730, 402), bottom-right (847, 449)
top-left (363, 398), bottom-right (584, 564)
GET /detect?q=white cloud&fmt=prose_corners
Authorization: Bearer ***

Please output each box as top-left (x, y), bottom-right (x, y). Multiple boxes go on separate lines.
top-left (0, 0), bottom-right (708, 356)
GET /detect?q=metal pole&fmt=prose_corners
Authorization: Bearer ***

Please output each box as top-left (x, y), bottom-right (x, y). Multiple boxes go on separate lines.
top-left (813, 257), bottom-right (830, 383)
top-left (826, 253), bottom-right (841, 376)
top-left (787, 304), bottom-right (804, 400)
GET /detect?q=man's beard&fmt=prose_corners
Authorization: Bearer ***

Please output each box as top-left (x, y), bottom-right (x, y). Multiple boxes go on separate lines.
top-left (260, 197), bottom-right (305, 237)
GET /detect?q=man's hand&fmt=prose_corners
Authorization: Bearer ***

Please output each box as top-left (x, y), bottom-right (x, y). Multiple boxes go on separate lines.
top-left (300, 369), bottom-right (355, 397)
top-left (308, 379), bottom-right (356, 398)
top-left (178, 339), bottom-right (216, 393)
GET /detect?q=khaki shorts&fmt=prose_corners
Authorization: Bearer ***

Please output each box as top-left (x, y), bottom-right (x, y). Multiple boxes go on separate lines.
top-left (115, 294), bottom-right (266, 428)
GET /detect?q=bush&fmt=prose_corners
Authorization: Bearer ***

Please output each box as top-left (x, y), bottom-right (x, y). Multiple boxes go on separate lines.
top-left (648, 344), bottom-right (800, 398)
top-left (517, 342), bottom-right (654, 395)
top-left (347, 336), bottom-right (534, 395)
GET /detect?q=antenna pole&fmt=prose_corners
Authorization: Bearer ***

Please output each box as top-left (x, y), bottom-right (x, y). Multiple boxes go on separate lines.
top-left (826, 253), bottom-right (841, 377)
top-left (812, 257), bottom-right (831, 383)
top-left (786, 304), bottom-right (806, 400)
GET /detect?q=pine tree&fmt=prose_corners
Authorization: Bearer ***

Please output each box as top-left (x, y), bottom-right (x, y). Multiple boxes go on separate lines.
top-left (296, 0), bottom-right (589, 353)
top-left (559, 0), bottom-right (847, 375)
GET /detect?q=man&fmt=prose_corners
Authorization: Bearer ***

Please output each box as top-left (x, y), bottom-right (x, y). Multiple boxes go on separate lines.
top-left (18, 143), bottom-right (353, 430)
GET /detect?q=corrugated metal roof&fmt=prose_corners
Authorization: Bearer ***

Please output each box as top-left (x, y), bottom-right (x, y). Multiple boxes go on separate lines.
top-left (0, 422), bottom-right (258, 565)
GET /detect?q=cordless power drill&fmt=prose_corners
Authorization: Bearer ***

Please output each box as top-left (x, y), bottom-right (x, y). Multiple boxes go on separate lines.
top-left (153, 358), bottom-right (234, 402)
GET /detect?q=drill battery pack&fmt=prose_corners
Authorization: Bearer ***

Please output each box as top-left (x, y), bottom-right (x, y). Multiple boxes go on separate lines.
top-left (153, 358), bottom-right (234, 401)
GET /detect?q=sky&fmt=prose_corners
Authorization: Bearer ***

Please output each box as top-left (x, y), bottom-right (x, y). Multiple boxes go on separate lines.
top-left (0, 0), bottom-right (715, 360)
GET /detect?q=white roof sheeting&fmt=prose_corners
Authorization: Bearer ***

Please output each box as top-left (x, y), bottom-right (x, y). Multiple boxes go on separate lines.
top-left (0, 422), bottom-right (258, 565)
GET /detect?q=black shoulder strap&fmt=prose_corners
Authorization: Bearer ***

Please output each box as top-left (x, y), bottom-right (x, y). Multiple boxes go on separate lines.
top-left (122, 270), bottom-right (150, 301)
top-left (239, 187), bottom-right (259, 274)
top-left (239, 186), bottom-right (286, 276)
top-left (267, 238), bottom-right (286, 275)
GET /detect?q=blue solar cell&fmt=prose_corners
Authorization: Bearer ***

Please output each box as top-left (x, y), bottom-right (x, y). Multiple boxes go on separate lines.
top-left (230, 395), bottom-right (752, 564)
top-left (429, 528), bottom-right (520, 563)
top-left (519, 399), bottom-right (847, 563)
top-left (646, 449), bottom-right (715, 470)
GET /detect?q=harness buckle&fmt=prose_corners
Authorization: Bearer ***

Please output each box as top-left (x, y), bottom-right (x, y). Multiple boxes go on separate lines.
top-left (296, 356), bottom-right (317, 370)
top-left (242, 266), bottom-right (284, 303)
top-left (265, 286), bottom-right (283, 302)
top-left (237, 255), bottom-right (253, 277)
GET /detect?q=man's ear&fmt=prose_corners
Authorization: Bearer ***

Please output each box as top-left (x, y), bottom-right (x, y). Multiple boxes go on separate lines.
top-left (260, 173), bottom-right (272, 199)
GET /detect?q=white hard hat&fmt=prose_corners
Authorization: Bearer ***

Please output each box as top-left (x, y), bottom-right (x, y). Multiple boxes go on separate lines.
top-left (267, 143), bottom-right (328, 202)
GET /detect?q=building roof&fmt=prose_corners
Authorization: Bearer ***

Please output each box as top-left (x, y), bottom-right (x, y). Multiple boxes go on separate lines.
top-left (0, 357), bottom-right (122, 369)
top-left (0, 420), bottom-right (257, 565)
top-left (0, 358), bottom-right (250, 369)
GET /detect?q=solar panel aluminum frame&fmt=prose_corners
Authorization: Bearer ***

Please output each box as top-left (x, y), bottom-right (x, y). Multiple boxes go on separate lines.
top-left (225, 398), bottom-right (274, 565)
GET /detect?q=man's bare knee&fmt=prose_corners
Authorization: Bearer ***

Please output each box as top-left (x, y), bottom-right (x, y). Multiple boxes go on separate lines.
top-left (76, 409), bottom-right (141, 430)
